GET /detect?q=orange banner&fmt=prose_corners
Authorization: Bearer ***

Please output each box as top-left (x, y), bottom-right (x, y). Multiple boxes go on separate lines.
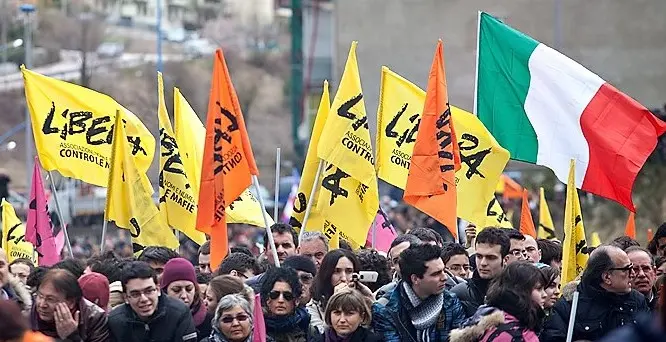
top-left (197, 49), bottom-right (259, 270)
top-left (403, 40), bottom-right (460, 239)
top-left (520, 189), bottom-right (537, 238)
top-left (625, 212), bottom-right (636, 239)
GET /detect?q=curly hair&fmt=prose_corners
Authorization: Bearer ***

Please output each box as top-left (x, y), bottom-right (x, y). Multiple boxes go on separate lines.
top-left (356, 249), bottom-right (391, 292)
top-left (486, 261), bottom-right (547, 331)
top-left (260, 267), bottom-right (302, 307)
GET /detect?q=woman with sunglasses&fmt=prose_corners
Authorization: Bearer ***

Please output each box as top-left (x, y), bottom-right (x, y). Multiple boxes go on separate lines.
top-left (202, 294), bottom-right (264, 342)
top-left (261, 267), bottom-right (314, 342)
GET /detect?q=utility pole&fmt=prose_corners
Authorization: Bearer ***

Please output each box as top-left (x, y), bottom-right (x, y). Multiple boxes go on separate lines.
top-left (290, 0), bottom-right (303, 158)
top-left (21, 3), bottom-right (35, 189)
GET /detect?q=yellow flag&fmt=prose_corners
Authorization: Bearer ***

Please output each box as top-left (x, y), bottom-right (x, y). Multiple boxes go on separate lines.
top-left (105, 112), bottom-right (178, 252)
top-left (328, 229), bottom-right (340, 250)
top-left (289, 81), bottom-right (329, 233)
top-left (1, 199), bottom-right (38, 264)
top-left (173, 88), bottom-right (272, 228)
top-left (374, 69), bottom-right (509, 226)
top-left (538, 187), bottom-right (557, 240)
top-left (22, 67), bottom-right (155, 187)
top-left (590, 232), bottom-right (602, 248)
top-left (316, 42), bottom-right (379, 247)
top-left (483, 196), bottom-right (513, 231)
top-left (375, 67), bottom-right (423, 188)
top-left (561, 159), bottom-right (589, 284)
top-left (157, 73), bottom-right (205, 245)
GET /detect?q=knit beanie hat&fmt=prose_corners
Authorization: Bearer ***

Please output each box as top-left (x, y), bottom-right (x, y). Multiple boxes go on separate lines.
top-left (78, 272), bottom-right (110, 310)
top-left (283, 255), bottom-right (317, 277)
top-left (160, 258), bottom-right (197, 290)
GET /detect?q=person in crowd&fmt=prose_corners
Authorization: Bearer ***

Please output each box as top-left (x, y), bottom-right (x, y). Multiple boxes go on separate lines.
top-left (261, 267), bottom-right (312, 342)
top-left (310, 289), bottom-right (380, 342)
top-left (264, 223), bottom-right (298, 265)
top-left (626, 246), bottom-right (658, 310)
top-left (78, 272), bottom-right (110, 312)
top-left (356, 249), bottom-right (391, 292)
top-left (1, 249), bottom-right (33, 313)
top-left (374, 234), bottom-right (422, 302)
top-left (52, 259), bottom-right (85, 279)
top-left (452, 228), bottom-right (511, 317)
top-left (160, 258), bottom-right (213, 339)
top-left (0, 300), bottom-right (53, 342)
top-left (537, 239), bottom-right (562, 270)
top-left (230, 246), bottom-right (254, 258)
top-left (450, 261), bottom-right (547, 342)
top-left (408, 227), bottom-right (443, 247)
top-left (204, 275), bottom-right (254, 316)
top-left (281, 255), bottom-right (317, 306)
top-left (648, 223), bottom-right (666, 257)
top-left (198, 241), bottom-right (212, 275)
top-left (505, 229), bottom-right (527, 264)
top-left (373, 243), bottom-right (465, 341)
top-left (202, 294), bottom-right (259, 342)
top-left (442, 243), bottom-right (471, 279)
top-left (108, 261), bottom-right (197, 342)
top-left (137, 246), bottom-right (179, 282)
top-left (538, 265), bottom-right (561, 317)
top-left (84, 252), bottom-right (122, 284)
top-left (541, 245), bottom-right (650, 342)
top-left (296, 232), bottom-right (328, 272)
top-left (611, 236), bottom-right (640, 251)
top-left (217, 253), bottom-right (261, 280)
top-left (308, 249), bottom-right (361, 333)
top-left (10, 258), bottom-right (35, 285)
top-left (30, 268), bottom-right (109, 341)
top-left (108, 280), bottom-right (124, 310)
top-left (197, 270), bottom-right (213, 299)
top-left (27, 266), bottom-right (50, 294)
top-left (656, 256), bottom-right (666, 276)
top-left (523, 235), bottom-right (541, 263)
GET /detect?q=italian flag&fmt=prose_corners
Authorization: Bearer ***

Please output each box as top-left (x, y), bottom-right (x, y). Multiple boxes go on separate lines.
top-left (475, 12), bottom-right (666, 211)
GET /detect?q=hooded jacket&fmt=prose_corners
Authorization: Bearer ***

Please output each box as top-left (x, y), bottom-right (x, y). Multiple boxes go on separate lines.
top-left (450, 306), bottom-right (539, 342)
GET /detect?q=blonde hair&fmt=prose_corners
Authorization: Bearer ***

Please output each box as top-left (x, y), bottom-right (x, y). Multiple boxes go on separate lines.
top-left (324, 289), bottom-right (372, 327)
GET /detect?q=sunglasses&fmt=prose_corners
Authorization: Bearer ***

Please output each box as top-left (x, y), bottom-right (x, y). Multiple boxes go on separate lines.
top-left (269, 290), bottom-right (295, 301)
top-left (221, 314), bottom-right (250, 324)
top-left (609, 263), bottom-right (635, 273)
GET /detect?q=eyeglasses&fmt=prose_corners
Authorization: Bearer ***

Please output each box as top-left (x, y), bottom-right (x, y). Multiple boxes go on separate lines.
top-left (632, 265), bottom-right (654, 275)
top-left (269, 290), bottom-right (294, 301)
top-left (221, 314), bottom-right (250, 324)
top-left (609, 263), bottom-right (635, 273)
top-left (510, 249), bottom-right (527, 258)
top-left (299, 273), bottom-right (314, 284)
top-left (36, 292), bottom-right (63, 306)
top-left (127, 287), bottom-right (158, 300)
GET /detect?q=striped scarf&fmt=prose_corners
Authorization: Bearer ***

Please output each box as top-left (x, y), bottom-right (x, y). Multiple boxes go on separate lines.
top-left (402, 282), bottom-right (444, 342)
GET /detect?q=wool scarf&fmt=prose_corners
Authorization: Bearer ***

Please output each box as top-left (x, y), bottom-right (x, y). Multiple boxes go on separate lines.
top-left (402, 282), bottom-right (444, 342)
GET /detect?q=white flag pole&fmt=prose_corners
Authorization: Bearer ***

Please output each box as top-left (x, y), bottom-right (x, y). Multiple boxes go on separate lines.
top-left (565, 291), bottom-right (580, 342)
top-left (46, 171), bottom-right (73, 258)
top-left (273, 148), bottom-right (281, 222)
top-left (298, 159), bottom-right (324, 243)
top-left (252, 175), bottom-right (280, 267)
top-left (100, 218), bottom-right (108, 252)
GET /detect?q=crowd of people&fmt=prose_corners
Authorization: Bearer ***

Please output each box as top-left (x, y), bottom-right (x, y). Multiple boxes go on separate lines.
top-left (2, 221), bottom-right (666, 342)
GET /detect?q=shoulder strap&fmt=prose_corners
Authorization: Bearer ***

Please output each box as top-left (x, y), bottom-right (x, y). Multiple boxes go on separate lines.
top-left (485, 322), bottom-right (524, 342)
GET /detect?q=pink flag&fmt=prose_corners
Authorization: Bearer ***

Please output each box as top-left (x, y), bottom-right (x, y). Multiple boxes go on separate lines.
top-left (366, 208), bottom-right (397, 253)
top-left (252, 293), bottom-right (266, 342)
top-left (26, 157), bottom-right (60, 266)
top-left (54, 225), bottom-right (65, 256)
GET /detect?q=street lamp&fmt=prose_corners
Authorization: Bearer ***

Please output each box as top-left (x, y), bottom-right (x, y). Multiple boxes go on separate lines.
top-left (21, 3), bottom-right (35, 189)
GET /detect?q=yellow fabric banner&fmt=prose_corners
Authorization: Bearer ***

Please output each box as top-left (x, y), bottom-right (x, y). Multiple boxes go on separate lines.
top-left (562, 159), bottom-right (589, 284)
top-left (157, 73), bottom-right (205, 245)
top-left (1, 199), bottom-right (38, 264)
top-left (173, 88), bottom-right (271, 228)
top-left (375, 67), bottom-right (424, 188)
top-left (483, 196), bottom-right (513, 230)
top-left (22, 67), bottom-right (155, 187)
top-left (538, 187), bottom-right (557, 240)
top-left (289, 81), bottom-right (329, 233)
top-left (316, 42), bottom-right (379, 247)
top-left (105, 112), bottom-right (178, 252)
top-left (590, 232), bottom-right (602, 248)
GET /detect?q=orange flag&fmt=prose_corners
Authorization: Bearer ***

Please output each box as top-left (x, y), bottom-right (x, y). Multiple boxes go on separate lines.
top-left (648, 228), bottom-right (654, 242)
top-left (625, 212), bottom-right (636, 239)
top-left (403, 40), bottom-right (460, 239)
top-left (197, 49), bottom-right (259, 270)
top-left (520, 189), bottom-right (537, 238)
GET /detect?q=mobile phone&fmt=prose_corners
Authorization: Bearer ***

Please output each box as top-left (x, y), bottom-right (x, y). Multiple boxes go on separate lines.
top-left (354, 271), bottom-right (378, 283)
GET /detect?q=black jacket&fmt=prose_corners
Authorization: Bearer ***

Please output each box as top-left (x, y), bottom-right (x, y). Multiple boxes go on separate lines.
top-left (540, 282), bottom-right (650, 342)
top-left (108, 296), bottom-right (197, 342)
top-left (597, 313), bottom-right (666, 342)
top-left (309, 327), bottom-right (381, 342)
top-left (450, 272), bottom-right (491, 318)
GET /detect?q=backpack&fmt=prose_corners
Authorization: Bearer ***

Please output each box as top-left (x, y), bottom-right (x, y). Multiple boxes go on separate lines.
top-left (485, 321), bottom-right (525, 342)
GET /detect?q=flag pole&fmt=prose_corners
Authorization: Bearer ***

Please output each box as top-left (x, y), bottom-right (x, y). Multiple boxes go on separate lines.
top-left (473, 10), bottom-right (481, 115)
top-left (273, 148), bottom-right (281, 221)
top-left (46, 171), bottom-right (73, 258)
top-left (565, 291), bottom-right (580, 342)
top-left (298, 159), bottom-right (324, 243)
top-left (100, 217), bottom-right (108, 252)
top-left (252, 175), bottom-right (280, 267)
top-left (371, 219), bottom-right (376, 249)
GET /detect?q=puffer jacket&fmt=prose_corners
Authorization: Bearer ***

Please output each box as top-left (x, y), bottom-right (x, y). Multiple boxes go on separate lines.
top-left (372, 280), bottom-right (465, 342)
top-left (540, 281), bottom-right (650, 342)
top-left (3, 275), bottom-right (32, 314)
top-left (450, 306), bottom-right (539, 342)
top-left (30, 298), bottom-right (109, 342)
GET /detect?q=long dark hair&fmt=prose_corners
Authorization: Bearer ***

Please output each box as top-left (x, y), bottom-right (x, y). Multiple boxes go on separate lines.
top-left (486, 261), bottom-right (547, 331)
top-left (313, 249), bottom-right (360, 308)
